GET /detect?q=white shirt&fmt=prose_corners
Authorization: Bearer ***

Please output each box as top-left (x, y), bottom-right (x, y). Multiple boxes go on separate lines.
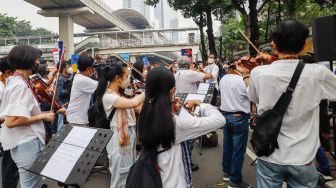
top-left (204, 63), bottom-right (219, 89)
top-left (175, 69), bottom-right (205, 93)
top-left (0, 81), bottom-right (5, 105)
top-left (0, 76), bottom-right (45, 150)
top-left (248, 60), bottom-right (336, 165)
top-left (102, 92), bottom-right (136, 127)
top-left (158, 104), bottom-right (225, 188)
top-left (219, 74), bottom-right (250, 113)
top-left (67, 74), bottom-right (98, 124)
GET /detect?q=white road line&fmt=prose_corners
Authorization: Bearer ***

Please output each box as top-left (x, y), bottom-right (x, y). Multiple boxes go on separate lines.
top-left (246, 147), bottom-right (257, 161)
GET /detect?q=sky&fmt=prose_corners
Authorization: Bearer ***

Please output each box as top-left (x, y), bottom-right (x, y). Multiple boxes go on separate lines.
top-left (0, 0), bottom-right (220, 35)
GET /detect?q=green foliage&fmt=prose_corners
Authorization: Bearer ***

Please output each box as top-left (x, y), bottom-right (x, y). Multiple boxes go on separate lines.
top-left (258, 0), bottom-right (336, 44)
top-left (220, 18), bottom-right (246, 56)
top-left (0, 13), bottom-right (54, 38)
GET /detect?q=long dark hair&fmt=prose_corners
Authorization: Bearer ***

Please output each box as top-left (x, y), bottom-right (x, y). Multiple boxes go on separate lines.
top-left (137, 67), bottom-right (176, 150)
top-left (131, 61), bottom-right (144, 82)
top-left (93, 63), bottom-right (125, 124)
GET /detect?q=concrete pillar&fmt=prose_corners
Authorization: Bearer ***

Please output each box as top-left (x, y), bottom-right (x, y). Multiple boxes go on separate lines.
top-left (59, 15), bottom-right (74, 60)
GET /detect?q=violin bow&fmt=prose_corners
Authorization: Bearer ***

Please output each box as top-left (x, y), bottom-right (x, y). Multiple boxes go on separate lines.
top-left (50, 47), bottom-right (66, 112)
top-left (238, 29), bottom-right (262, 55)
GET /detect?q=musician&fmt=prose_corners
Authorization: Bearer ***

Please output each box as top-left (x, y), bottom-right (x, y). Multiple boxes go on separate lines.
top-left (137, 67), bottom-right (225, 187)
top-left (175, 56), bottom-right (212, 93)
top-left (0, 57), bottom-right (19, 188)
top-left (202, 52), bottom-right (219, 106)
top-left (93, 63), bottom-right (144, 188)
top-left (219, 58), bottom-right (251, 188)
top-left (37, 61), bottom-right (57, 87)
top-left (0, 45), bottom-right (55, 188)
top-left (131, 61), bottom-right (146, 90)
top-left (174, 55), bottom-right (212, 171)
top-left (248, 20), bottom-right (336, 187)
top-left (67, 54), bottom-right (98, 127)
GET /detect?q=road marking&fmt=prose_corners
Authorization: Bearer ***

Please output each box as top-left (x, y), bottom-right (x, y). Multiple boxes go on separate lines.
top-left (246, 147), bottom-right (257, 161)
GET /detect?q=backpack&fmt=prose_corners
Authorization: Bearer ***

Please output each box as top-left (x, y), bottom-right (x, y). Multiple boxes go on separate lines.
top-left (88, 98), bottom-right (116, 129)
top-left (201, 131), bottom-right (218, 147)
top-left (250, 61), bottom-right (305, 157)
top-left (126, 149), bottom-right (168, 188)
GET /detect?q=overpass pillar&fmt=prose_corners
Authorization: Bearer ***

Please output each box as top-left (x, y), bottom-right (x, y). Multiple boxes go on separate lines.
top-left (59, 15), bottom-right (74, 60)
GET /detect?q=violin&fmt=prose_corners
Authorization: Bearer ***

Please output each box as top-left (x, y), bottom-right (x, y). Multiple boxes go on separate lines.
top-left (30, 74), bottom-right (62, 112)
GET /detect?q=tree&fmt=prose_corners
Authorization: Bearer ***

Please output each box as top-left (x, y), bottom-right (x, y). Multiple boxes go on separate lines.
top-left (0, 13), bottom-right (17, 37)
top-left (0, 13), bottom-right (53, 38)
top-left (144, 0), bottom-right (232, 57)
top-left (230, 0), bottom-right (271, 56)
top-left (258, 0), bottom-right (336, 44)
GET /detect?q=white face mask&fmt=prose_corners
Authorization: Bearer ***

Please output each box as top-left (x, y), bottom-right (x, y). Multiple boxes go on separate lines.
top-left (67, 67), bottom-right (73, 75)
top-left (121, 77), bottom-right (131, 89)
top-left (143, 70), bottom-right (148, 77)
top-left (208, 58), bottom-right (214, 64)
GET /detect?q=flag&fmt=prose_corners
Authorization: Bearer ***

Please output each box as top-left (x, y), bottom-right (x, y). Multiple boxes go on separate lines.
top-left (52, 49), bottom-right (59, 64)
top-left (58, 41), bottom-right (63, 61)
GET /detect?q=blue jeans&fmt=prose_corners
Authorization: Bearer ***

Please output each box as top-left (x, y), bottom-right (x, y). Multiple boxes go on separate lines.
top-left (257, 159), bottom-right (318, 188)
top-left (222, 113), bottom-right (249, 183)
top-left (316, 146), bottom-right (331, 175)
top-left (10, 138), bottom-right (44, 188)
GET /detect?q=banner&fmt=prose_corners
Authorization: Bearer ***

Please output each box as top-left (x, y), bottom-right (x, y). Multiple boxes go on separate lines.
top-left (71, 54), bottom-right (80, 73)
top-left (118, 53), bottom-right (130, 62)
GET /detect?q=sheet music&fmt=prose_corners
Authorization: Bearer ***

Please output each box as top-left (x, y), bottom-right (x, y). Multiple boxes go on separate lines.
top-left (41, 144), bottom-right (85, 182)
top-left (63, 126), bottom-right (97, 148)
top-left (197, 83), bottom-right (210, 94)
top-left (178, 93), bottom-right (205, 118)
top-left (41, 127), bottom-right (97, 182)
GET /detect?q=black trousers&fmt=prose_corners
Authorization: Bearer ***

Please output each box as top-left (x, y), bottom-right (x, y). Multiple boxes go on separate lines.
top-left (2, 150), bottom-right (19, 188)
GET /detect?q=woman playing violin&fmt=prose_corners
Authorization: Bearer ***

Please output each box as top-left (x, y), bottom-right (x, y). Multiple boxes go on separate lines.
top-left (0, 45), bottom-right (55, 188)
top-left (93, 62), bottom-right (144, 188)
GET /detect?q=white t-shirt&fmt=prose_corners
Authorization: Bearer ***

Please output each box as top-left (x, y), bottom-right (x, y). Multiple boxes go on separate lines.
top-left (0, 76), bottom-right (45, 150)
top-left (204, 63), bottom-right (219, 89)
top-left (102, 92), bottom-right (136, 127)
top-left (219, 74), bottom-right (250, 113)
top-left (248, 60), bottom-right (336, 165)
top-left (175, 69), bottom-right (205, 93)
top-left (67, 74), bottom-right (98, 124)
top-left (158, 104), bottom-right (225, 188)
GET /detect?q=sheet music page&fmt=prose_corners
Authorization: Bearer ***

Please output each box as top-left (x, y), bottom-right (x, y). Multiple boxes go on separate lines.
top-left (41, 144), bottom-right (85, 182)
top-left (40, 127), bottom-right (97, 182)
top-left (63, 126), bottom-right (97, 148)
top-left (197, 83), bottom-right (210, 94)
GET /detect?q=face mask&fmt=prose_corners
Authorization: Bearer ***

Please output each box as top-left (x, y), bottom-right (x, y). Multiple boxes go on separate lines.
top-left (32, 63), bottom-right (38, 74)
top-left (121, 77), bottom-right (131, 89)
top-left (208, 58), bottom-right (214, 64)
top-left (67, 68), bottom-right (73, 75)
top-left (143, 70), bottom-right (148, 76)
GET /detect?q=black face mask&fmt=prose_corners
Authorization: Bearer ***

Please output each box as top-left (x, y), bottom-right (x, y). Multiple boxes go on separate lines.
top-left (31, 64), bottom-right (38, 75)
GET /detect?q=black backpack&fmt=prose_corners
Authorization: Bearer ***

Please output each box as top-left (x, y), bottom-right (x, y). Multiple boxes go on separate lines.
top-left (126, 149), bottom-right (168, 188)
top-left (88, 99), bottom-right (116, 129)
top-left (250, 61), bottom-right (305, 157)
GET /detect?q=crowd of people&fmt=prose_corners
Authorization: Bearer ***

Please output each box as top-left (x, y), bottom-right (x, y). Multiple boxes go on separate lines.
top-left (0, 19), bottom-right (336, 188)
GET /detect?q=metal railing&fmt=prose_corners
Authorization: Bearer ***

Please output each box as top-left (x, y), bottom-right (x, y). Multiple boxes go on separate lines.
top-left (101, 36), bottom-right (200, 48)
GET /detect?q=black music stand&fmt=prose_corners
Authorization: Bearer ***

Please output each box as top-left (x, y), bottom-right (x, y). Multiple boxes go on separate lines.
top-left (27, 125), bottom-right (113, 188)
